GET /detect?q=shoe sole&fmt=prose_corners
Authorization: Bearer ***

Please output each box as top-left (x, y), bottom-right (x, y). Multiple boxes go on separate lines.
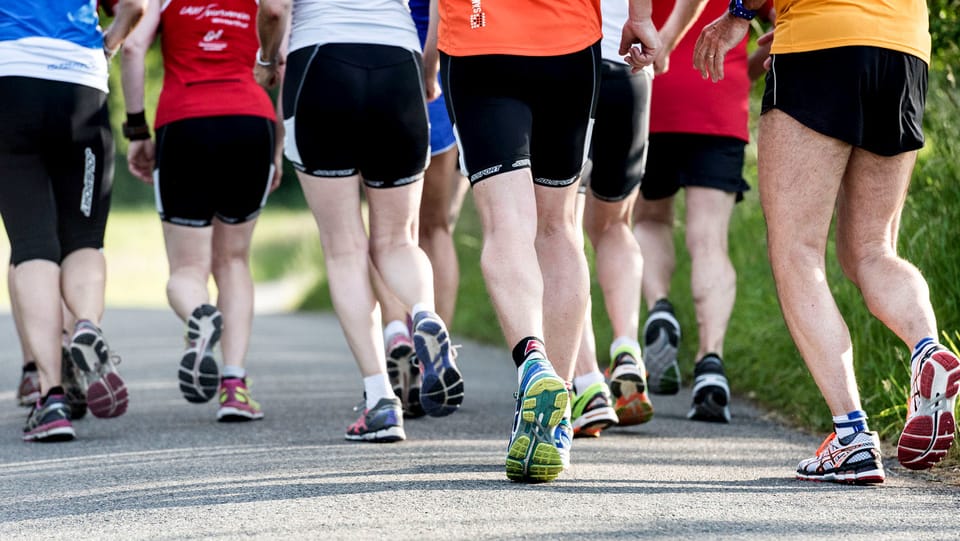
top-left (344, 426), bottom-right (406, 443)
top-left (23, 420), bottom-right (76, 442)
top-left (614, 393), bottom-right (655, 426)
top-left (178, 307), bottom-right (222, 404)
top-left (796, 467), bottom-right (885, 485)
top-left (414, 319), bottom-right (463, 417)
top-left (506, 376), bottom-right (568, 483)
top-left (217, 406), bottom-right (264, 422)
top-left (688, 375), bottom-right (731, 423)
top-left (898, 350), bottom-right (960, 470)
top-left (71, 332), bottom-right (127, 419)
top-left (573, 405), bottom-right (618, 437)
top-left (385, 339), bottom-right (412, 400)
top-left (643, 313), bottom-right (681, 395)
top-left (62, 354), bottom-right (88, 420)
top-left (609, 368), bottom-right (654, 426)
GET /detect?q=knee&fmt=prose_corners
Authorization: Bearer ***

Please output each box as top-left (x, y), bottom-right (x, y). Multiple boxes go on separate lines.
top-left (836, 241), bottom-right (891, 286)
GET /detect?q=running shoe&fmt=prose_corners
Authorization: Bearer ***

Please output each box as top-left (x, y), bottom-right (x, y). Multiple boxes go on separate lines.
top-left (571, 381), bottom-right (618, 437)
top-left (61, 347), bottom-right (88, 420)
top-left (643, 298), bottom-right (681, 395)
top-left (898, 344), bottom-right (959, 470)
top-left (17, 365), bottom-right (40, 407)
top-left (796, 431), bottom-right (885, 484)
top-left (70, 320), bottom-right (128, 418)
top-left (606, 347), bottom-right (654, 426)
top-left (506, 358), bottom-right (568, 483)
top-left (216, 378), bottom-right (264, 422)
top-left (385, 332), bottom-right (425, 418)
top-left (345, 396), bottom-right (406, 443)
top-left (23, 394), bottom-right (76, 442)
top-left (412, 311), bottom-right (463, 417)
top-left (687, 354), bottom-right (731, 423)
top-left (555, 418), bottom-right (573, 470)
top-left (178, 304), bottom-right (222, 404)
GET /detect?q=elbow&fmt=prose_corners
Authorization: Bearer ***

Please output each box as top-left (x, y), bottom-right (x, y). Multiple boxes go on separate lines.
top-left (259, 0), bottom-right (291, 22)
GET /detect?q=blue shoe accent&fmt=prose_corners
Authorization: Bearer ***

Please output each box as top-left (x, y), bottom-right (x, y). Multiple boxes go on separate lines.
top-left (413, 312), bottom-right (463, 417)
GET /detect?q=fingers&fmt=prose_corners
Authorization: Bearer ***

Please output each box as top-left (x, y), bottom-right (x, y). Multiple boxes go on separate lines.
top-left (757, 30), bottom-right (774, 46)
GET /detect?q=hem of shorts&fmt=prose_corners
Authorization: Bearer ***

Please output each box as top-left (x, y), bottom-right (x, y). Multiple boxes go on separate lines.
top-left (430, 141), bottom-right (458, 157)
top-left (762, 105), bottom-right (923, 157)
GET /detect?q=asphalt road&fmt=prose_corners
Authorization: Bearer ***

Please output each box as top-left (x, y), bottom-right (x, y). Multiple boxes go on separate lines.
top-left (0, 309), bottom-right (957, 540)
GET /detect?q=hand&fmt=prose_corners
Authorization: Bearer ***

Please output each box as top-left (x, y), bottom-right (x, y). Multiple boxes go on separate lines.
top-left (254, 55), bottom-right (284, 89)
top-left (747, 29), bottom-right (774, 81)
top-left (653, 48), bottom-right (671, 75)
top-left (127, 139), bottom-right (156, 184)
top-left (692, 13), bottom-right (750, 82)
top-left (422, 43), bottom-right (441, 102)
top-left (269, 154), bottom-right (283, 193)
top-left (619, 18), bottom-right (661, 73)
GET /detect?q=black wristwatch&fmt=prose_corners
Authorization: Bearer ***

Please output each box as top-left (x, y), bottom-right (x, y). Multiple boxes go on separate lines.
top-left (728, 0), bottom-right (758, 20)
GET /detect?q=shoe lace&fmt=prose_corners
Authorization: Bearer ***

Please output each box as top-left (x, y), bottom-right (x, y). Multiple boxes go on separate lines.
top-left (815, 433), bottom-right (837, 456)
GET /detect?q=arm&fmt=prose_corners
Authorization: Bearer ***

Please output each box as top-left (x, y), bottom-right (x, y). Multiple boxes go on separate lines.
top-left (653, 0), bottom-right (709, 75)
top-left (255, 0), bottom-right (292, 89)
top-left (422, 0), bottom-right (441, 102)
top-left (102, 0), bottom-right (148, 56)
top-left (119, 0), bottom-right (160, 183)
top-left (692, 0), bottom-right (766, 82)
top-left (619, 0), bottom-right (662, 73)
top-left (747, 6), bottom-right (776, 81)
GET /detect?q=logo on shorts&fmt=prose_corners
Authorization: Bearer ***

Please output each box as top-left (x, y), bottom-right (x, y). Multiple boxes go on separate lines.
top-left (80, 148), bottom-right (95, 218)
top-left (470, 0), bottom-right (486, 29)
top-left (470, 164), bottom-right (501, 182)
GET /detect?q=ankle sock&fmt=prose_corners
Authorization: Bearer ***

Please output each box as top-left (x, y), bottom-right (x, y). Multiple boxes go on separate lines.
top-left (833, 409), bottom-right (868, 439)
top-left (222, 365), bottom-right (246, 380)
top-left (911, 337), bottom-right (937, 367)
top-left (363, 373), bottom-right (393, 410)
top-left (23, 361), bottom-right (37, 373)
top-left (609, 336), bottom-right (640, 360)
top-left (573, 370), bottom-right (605, 394)
top-left (384, 319), bottom-right (409, 341)
top-left (44, 386), bottom-right (65, 401)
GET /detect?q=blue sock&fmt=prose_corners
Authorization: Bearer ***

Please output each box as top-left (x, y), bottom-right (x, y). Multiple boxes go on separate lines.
top-left (912, 337), bottom-right (936, 363)
top-left (833, 410), bottom-right (868, 439)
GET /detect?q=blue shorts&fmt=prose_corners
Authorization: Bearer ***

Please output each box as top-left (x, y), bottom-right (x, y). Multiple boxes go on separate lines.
top-left (428, 89), bottom-right (457, 156)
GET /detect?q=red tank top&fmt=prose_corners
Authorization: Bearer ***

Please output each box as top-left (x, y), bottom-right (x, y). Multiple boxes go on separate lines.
top-left (155, 0), bottom-right (276, 128)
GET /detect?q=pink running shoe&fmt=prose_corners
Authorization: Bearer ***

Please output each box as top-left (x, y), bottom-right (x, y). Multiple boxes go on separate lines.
top-left (216, 378), bottom-right (264, 422)
top-left (898, 344), bottom-right (959, 470)
top-left (70, 320), bottom-right (128, 419)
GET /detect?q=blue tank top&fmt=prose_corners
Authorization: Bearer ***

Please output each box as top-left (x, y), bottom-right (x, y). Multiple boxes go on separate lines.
top-left (0, 0), bottom-right (103, 48)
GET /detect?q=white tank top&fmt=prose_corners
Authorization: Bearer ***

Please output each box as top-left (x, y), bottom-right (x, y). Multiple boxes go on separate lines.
top-left (288, 0), bottom-right (420, 54)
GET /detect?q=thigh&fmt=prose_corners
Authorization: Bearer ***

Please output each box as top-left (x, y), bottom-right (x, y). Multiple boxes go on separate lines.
top-left (529, 42), bottom-right (601, 187)
top-left (589, 62), bottom-right (651, 201)
top-left (440, 53), bottom-right (533, 185)
top-left (361, 48), bottom-right (429, 188)
top-left (155, 119), bottom-right (218, 226)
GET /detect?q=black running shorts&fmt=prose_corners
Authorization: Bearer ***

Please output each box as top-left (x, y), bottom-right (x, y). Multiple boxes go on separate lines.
top-left (282, 43), bottom-right (429, 188)
top-left (0, 76), bottom-right (113, 265)
top-left (583, 61), bottom-right (651, 201)
top-left (640, 133), bottom-right (749, 202)
top-left (761, 45), bottom-right (927, 157)
top-left (440, 42), bottom-right (601, 187)
top-left (154, 115), bottom-right (276, 227)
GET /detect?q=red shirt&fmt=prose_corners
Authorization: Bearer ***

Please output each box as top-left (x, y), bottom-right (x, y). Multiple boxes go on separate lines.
top-left (649, 0), bottom-right (767, 141)
top-left (155, 0), bottom-right (275, 128)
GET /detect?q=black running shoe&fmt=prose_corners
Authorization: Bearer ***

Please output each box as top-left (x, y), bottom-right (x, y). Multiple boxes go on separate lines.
top-left (643, 299), bottom-right (681, 395)
top-left (179, 304), bottom-right (222, 403)
top-left (62, 346), bottom-right (88, 420)
top-left (23, 394), bottom-right (75, 442)
top-left (687, 354), bottom-right (730, 423)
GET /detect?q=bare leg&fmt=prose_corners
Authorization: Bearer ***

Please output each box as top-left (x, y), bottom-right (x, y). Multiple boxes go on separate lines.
top-left (60, 248), bottom-right (106, 325)
top-left (418, 146), bottom-right (468, 324)
top-left (211, 219), bottom-right (258, 369)
top-left (835, 149), bottom-right (937, 345)
top-left (162, 223), bottom-right (213, 320)
top-left (535, 182), bottom-right (589, 382)
top-left (685, 187), bottom-right (737, 359)
top-left (11, 261), bottom-right (63, 393)
top-left (633, 196), bottom-right (676, 309)
top-left (759, 110), bottom-right (860, 416)
top-left (299, 173), bottom-right (384, 378)
top-left (8, 266), bottom-right (33, 366)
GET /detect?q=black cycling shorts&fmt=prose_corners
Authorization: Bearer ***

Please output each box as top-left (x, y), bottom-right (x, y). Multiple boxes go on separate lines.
top-left (154, 115), bottom-right (275, 227)
top-left (761, 45), bottom-right (927, 157)
top-left (640, 133), bottom-right (749, 202)
top-left (282, 43), bottom-right (429, 188)
top-left (440, 42), bottom-right (601, 187)
top-left (0, 76), bottom-right (113, 265)
top-left (583, 61), bottom-right (651, 201)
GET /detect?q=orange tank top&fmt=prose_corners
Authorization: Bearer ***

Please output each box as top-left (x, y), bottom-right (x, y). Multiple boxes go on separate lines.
top-left (771, 0), bottom-right (930, 63)
top-left (438, 0), bottom-right (601, 57)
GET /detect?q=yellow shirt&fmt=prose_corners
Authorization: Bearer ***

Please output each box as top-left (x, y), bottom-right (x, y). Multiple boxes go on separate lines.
top-left (771, 0), bottom-right (930, 63)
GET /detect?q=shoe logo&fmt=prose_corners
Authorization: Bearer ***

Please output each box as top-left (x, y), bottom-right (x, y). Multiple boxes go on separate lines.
top-left (815, 439), bottom-right (876, 472)
top-left (524, 341), bottom-right (546, 358)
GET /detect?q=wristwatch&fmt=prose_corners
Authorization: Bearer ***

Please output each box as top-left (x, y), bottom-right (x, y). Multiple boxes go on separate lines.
top-left (728, 0), bottom-right (757, 20)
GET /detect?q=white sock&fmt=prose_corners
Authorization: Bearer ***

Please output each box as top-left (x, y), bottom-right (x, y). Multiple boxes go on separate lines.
top-left (833, 410), bottom-right (868, 439)
top-left (363, 373), bottom-right (393, 410)
top-left (222, 365), bottom-right (246, 380)
top-left (573, 370), bottom-right (605, 394)
top-left (610, 336), bottom-right (640, 359)
top-left (384, 320), bottom-right (409, 342)
top-left (412, 302), bottom-right (436, 321)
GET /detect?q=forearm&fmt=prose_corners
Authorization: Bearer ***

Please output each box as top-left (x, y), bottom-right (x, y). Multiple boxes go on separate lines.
top-left (118, 0), bottom-right (158, 114)
top-left (257, 0), bottom-right (292, 63)
top-left (659, 0), bottom-right (710, 54)
top-left (627, 0), bottom-right (653, 22)
top-left (103, 0), bottom-right (148, 53)
top-left (426, 0), bottom-right (439, 55)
